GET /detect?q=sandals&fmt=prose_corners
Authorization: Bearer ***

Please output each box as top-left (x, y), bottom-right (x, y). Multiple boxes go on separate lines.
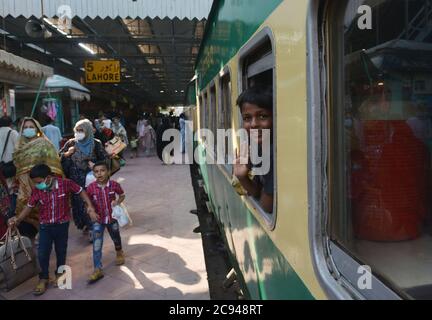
top-left (33, 279), bottom-right (48, 296)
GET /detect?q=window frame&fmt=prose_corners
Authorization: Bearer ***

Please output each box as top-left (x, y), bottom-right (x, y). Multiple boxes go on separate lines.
top-left (238, 26), bottom-right (277, 229)
top-left (209, 82), bottom-right (217, 158)
top-left (307, 0), bottom-right (403, 300)
top-left (218, 66), bottom-right (233, 175)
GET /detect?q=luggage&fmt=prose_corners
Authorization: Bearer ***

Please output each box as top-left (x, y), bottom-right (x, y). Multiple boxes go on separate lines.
top-left (105, 136), bottom-right (127, 156)
top-left (0, 228), bottom-right (39, 291)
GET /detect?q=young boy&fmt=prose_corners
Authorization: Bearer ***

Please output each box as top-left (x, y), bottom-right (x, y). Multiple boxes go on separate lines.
top-left (129, 135), bottom-right (138, 158)
top-left (86, 161), bottom-right (126, 284)
top-left (8, 164), bottom-right (96, 296)
top-left (233, 86), bottom-right (274, 213)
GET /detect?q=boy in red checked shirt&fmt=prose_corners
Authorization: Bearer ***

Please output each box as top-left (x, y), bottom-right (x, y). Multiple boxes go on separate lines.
top-left (8, 164), bottom-right (96, 296)
top-left (86, 161), bottom-right (126, 284)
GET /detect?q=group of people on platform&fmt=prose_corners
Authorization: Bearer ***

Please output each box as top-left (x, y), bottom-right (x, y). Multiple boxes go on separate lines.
top-left (0, 115), bottom-right (126, 295)
top-left (0, 86), bottom-right (275, 296)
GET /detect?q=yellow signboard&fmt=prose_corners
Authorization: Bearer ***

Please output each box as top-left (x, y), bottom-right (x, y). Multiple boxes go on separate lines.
top-left (85, 60), bottom-right (120, 83)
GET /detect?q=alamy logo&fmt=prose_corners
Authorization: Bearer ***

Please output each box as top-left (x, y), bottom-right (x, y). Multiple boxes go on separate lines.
top-left (357, 5), bottom-right (372, 30)
top-left (57, 5), bottom-right (72, 33)
top-left (161, 121), bottom-right (271, 176)
top-left (57, 265), bottom-right (72, 290)
top-left (357, 265), bottom-right (372, 290)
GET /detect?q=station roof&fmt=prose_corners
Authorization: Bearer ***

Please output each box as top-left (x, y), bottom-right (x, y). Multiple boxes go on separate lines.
top-left (0, 0), bottom-right (211, 20)
top-left (0, 0), bottom-right (211, 106)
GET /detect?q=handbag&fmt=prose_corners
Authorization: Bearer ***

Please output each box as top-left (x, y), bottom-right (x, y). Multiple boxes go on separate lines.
top-left (0, 130), bottom-right (17, 178)
top-left (105, 136), bottom-right (127, 156)
top-left (0, 227), bottom-right (39, 291)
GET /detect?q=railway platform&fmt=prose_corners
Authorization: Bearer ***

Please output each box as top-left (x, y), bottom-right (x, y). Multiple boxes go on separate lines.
top-left (0, 155), bottom-right (210, 300)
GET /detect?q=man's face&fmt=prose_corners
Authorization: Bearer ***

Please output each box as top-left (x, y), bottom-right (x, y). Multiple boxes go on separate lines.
top-left (241, 102), bottom-right (273, 145)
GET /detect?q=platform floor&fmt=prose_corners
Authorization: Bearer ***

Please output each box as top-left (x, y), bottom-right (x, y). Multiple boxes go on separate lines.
top-left (1, 155), bottom-right (210, 300)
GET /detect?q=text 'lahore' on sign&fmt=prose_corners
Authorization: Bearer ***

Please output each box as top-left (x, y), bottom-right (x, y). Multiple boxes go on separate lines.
top-left (85, 60), bottom-right (120, 83)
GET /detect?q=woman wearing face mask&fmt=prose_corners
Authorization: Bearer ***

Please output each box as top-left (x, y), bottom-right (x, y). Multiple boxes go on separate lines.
top-left (13, 117), bottom-right (63, 239)
top-left (59, 119), bottom-right (108, 240)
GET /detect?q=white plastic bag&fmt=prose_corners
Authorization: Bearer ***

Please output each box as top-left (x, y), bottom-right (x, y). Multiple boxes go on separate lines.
top-left (111, 203), bottom-right (132, 227)
top-left (85, 171), bottom-right (96, 187)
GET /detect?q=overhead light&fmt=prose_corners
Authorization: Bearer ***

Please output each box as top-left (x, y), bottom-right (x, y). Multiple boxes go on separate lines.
top-left (378, 82), bottom-right (384, 86)
top-left (181, 90), bottom-right (184, 93)
top-left (80, 67), bottom-right (85, 71)
top-left (125, 75), bottom-right (132, 78)
top-left (160, 90), bottom-right (164, 93)
top-left (59, 58), bottom-right (73, 65)
top-left (25, 43), bottom-right (51, 54)
top-left (79, 43), bottom-right (96, 55)
top-left (175, 90), bottom-right (178, 93)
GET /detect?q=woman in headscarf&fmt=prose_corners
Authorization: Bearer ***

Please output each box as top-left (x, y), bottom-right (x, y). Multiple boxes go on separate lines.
top-left (59, 119), bottom-right (108, 239)
top-left (13, 117), bottom-right (63, 239)
top-left (141, 119), bottom-right (156, 157)
top-left (0, 171), bottom-right (10, 239)
top-left (112, 116), bottom-right (128, 145)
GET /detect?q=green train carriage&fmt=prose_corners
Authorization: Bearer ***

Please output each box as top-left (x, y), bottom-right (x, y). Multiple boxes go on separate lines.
top-left (186, 0), bottom-right (432, 300)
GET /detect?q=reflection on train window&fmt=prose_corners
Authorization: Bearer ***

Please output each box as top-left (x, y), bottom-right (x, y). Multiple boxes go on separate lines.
top-left (238, 34), bottom-right (275, 217)
top-left (210, 85), bottom-right (217, 156)
top-left (220, 72), bottom-right (232, 171)
top-left (330, 0), bottom-right (432, 299)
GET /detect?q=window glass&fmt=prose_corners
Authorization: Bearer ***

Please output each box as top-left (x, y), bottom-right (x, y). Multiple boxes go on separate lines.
top-left (204, 92), bottom-right (209, 128)
top-left (199, 95), bottom-right (203, 129)
top-left (210, 85), bottom-right (217, 155)
top-left (330, 0), bottom-right (432, 299)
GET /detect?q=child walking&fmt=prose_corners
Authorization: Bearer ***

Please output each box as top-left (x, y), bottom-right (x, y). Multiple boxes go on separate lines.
top-left (8, 164), bottom-right (96, 296)
top-left (86, 161), bottom-right (126, 284)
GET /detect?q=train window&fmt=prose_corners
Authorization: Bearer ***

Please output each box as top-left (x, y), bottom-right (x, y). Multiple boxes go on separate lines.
top-left (219, 71), bottom-right (232, 172)
top-left (203, 91), bottom-right (209, 129)
top-left (210, 84), bottom-right (217, 156)
top-left (237, 28), bottom-right (276, 224)
top-left (199, 95), bottom-right (203, 129)
top-left (328, 0), bottom-right (432, 299)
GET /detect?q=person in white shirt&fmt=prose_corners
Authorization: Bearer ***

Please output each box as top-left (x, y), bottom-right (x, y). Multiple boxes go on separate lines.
top-left (42, 119), bottom-right (63, 151)
top-left (0, 116), bottom-right (19, 164)
top-left (0, 116), bottom-right (19, 208)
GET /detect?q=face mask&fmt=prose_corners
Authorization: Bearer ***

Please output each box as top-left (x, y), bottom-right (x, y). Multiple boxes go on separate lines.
top-left (23, 128), bottom-right (37, 138)
top-left (344, 118), bottom-right (353, 128)
top-left (36, 177), bottom-right (53, 191)
top-left (75, 132), bottom-right (86, 141)
top-left (35, 178), bottom-right (48, 191)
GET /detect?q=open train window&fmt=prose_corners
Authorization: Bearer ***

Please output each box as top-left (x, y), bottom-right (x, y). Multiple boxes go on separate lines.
top-left (219, 69), bottom-right (233, 173)
top-left (323, 0), bottom-right (432, 299)
top-left (238, 28), bottom-right (276, 227)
